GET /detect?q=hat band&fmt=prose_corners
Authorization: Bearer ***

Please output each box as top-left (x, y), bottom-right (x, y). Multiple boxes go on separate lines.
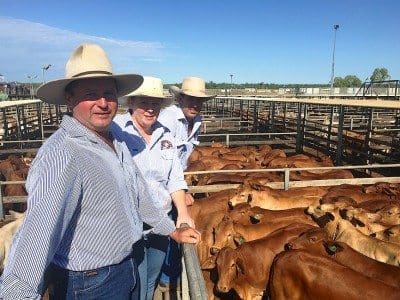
top-left (71, 70), bottom-right (113, 78)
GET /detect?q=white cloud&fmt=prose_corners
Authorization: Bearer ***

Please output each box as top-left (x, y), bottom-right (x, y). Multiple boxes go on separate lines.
top-left (0, 17), bottom-right (167, 82)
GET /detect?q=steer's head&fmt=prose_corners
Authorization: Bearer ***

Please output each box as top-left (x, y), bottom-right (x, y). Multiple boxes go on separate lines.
top-left (216, 247), bottom-right (244, 294)
top-left (285, 228), bottom-right (327, 251)
top-left (211, 220), bottom-right (237, 254)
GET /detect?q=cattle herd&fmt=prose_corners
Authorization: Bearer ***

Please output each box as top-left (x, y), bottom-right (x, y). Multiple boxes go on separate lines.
top-left (186, 143), bottom-right (400, 299)
top-left (1, 144), bottom-right (400, 299)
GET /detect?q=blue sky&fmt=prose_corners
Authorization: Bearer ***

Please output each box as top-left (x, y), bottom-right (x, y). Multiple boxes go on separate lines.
top-left (1, 0), bottom-right (399, 84)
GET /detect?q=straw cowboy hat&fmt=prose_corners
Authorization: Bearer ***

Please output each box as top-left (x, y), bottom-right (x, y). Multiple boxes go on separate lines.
top-left (119, 76), bottom-right (172, 107)
top-left (169, 76), bottom-right (216, 100)
top-left (37, 43), bottom-right (143, 105)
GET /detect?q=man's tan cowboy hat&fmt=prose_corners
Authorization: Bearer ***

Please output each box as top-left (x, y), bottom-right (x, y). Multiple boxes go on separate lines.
top-left (37, 43), bottom-right (143, 105)
top-left (119, 76), bottom-right (172, 107)
top-left (169, 76), bottom-right (216, 100)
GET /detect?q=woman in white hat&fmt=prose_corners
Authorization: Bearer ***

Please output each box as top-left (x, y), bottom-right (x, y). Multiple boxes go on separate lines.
top-left (111, 76), bottom-right (195, 300)
top-left (157, 76), bottom-right (215, 287)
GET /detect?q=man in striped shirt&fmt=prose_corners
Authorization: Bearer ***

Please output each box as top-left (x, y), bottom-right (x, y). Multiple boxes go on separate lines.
top-left (0, 44), bottom-right (201, 299)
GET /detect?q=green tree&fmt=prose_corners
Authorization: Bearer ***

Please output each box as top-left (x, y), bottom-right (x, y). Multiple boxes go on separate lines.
top-left (370, 67), bottom-right (390, 82)
top-left (334, 75), bottom-right (361, 87)
top-left (343, 75), bottom-right (362, 87)
top-left (333, 77), bottom-right (345, 87)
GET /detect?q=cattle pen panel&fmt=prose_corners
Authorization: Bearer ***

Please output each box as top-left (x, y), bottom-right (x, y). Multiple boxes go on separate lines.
top-left (202, 97), bottom-right (400, 174)
top-left (0, 100), bottom-right (68, 156)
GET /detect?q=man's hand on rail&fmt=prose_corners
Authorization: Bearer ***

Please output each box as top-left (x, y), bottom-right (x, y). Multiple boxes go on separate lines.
top-left (170, 227), bottom-right (201, 244)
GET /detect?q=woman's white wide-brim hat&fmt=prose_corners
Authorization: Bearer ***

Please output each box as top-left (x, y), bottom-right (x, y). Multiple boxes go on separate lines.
top-left (119, 76), bottom-right (172, 107)
top-left (36, 43), bottom-right (143, 105)
top-left (169, 76), bottom-right (216, 100)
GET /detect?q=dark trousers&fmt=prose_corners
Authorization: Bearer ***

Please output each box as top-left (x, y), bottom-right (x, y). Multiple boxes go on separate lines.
top-left (46, 256), bottom-right (139, 300)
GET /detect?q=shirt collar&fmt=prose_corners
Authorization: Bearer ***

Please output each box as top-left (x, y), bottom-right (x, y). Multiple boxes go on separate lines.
top-left (120, 111), bottom-right (169, 135)
top-left (61, 114), bottom-right (112, 143)
top-left (175, 104), bottom-right (186, 121)
top-left (175, 104), bottom-right (202, 124)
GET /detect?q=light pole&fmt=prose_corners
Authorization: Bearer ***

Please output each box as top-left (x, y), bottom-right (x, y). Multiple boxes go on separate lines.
top-left (230, 74), bottom-right (233, 95)
top-left (330, 24), bottom-right (339, 95)
top-left (27, 74), bottom-right (38, 99)
top-left (42, 64), bottom-right (52, 84)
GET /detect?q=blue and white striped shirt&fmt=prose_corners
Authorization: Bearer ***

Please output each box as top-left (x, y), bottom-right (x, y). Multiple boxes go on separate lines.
top-left (158, 104), bottom-right (202, 170)
top-left (0, 115), bottom-right (175, 299)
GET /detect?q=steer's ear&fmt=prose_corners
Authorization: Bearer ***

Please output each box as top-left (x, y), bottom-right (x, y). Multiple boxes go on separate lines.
top-left (323, 240), bottom-right (344, 255)
top-left (247, 194), bottom-right (253, 204)
top-left (349, 216), bottom-right (365, 228)
top-left (236, 257), bottom-right (245, 275)
top-left (250, 214), bottom-right (261, 224)
top-left (249, 182), bottom-right (262, 190)
top-left (233, 234), bottom-right (246, 246)
top-left (384, 228), bottom-right (394, 237)
top-left (201, 255), bottom-right (216, 270)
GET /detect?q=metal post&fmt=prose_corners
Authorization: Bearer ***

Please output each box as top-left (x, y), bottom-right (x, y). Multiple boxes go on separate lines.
top-left (295, 102), bottom-right (303, 153)
top-left (336, 105), bottom-right (344, 165)
top-left (284, 168), bottom-right (290, 190)
top-left (270, 102), bottom-right (276, 131)
top-left (15, 105), bottom-right (21, 141)
top-left (252, 100), bottom-right (258, 133)
top-left (0, 184), bottom-right (4, 220)
top-left (39, 102), bottom-right (44, 141)
top-left (230, 74), bottom-right (233, 96)
top-left (180, 224), bottom-right (208, 300)
top-left (283, 103), bottom-right (287, 131)
top-left (327, 106), bottom-right (334, 151)
top-left (330, 24), bottom-right (340, 95)
top-left (364, 107), bottom-right (373, 164)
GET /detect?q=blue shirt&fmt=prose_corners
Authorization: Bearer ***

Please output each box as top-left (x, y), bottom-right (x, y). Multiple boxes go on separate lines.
top-left (0, 115), bottom-right (175, 299)
top-left (112, 112), bottom-right (187, 213)
top-left (158, 104), bottom-right (202, 170)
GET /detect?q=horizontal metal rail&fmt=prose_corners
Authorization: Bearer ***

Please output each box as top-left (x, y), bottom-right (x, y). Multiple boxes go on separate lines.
top-left (188, 177), bottom-right (400, 193)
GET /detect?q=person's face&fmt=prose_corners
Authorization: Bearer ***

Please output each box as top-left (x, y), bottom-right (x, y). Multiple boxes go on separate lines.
top-left (130, 97), bottom-right (163, 131)
top-left (179, 95), bottom-right (205, 120)
top-left (65, 78), bottom-right (118, 134)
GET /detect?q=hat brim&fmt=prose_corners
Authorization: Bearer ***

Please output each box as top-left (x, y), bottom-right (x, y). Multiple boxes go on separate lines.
top-left (169, 85), bottom-right (215, 101)
top-left (37, 74), bottom-right (144, 105)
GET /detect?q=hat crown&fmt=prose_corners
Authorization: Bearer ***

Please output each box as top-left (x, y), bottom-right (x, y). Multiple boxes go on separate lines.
top-left (65, 44), bottom-right (113, 78)
top-left (124, 76), bottom-right (164, 98)
top-left (181, 76), bottom-right (206, 94)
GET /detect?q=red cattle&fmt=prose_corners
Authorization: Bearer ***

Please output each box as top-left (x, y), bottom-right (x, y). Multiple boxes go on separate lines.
top-left (269, 250), bottom-right (400, 300)
top-left (285, 227), bottom-right (400, 288)
top-left (214, 223), bottom-right (315, 299)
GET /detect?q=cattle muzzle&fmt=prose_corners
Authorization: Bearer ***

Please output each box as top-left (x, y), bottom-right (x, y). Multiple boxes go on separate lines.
top-left (216, 284), bottom-right (230, 293)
